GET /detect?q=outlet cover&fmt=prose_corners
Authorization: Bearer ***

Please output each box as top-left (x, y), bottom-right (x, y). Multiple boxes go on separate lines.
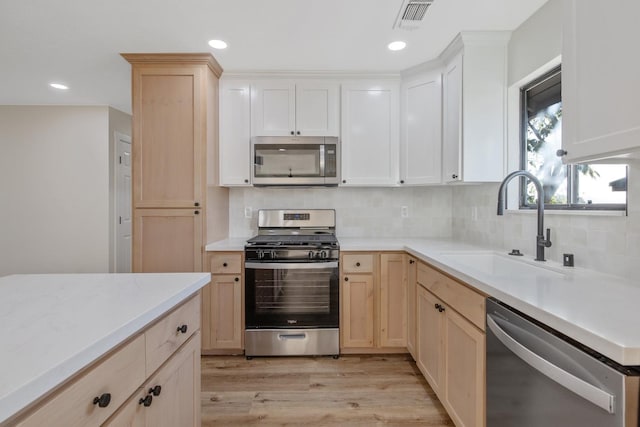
top-left (244, 207), bottom-right (252, 218)
top-left (401, 206), bottom-right (409, 218)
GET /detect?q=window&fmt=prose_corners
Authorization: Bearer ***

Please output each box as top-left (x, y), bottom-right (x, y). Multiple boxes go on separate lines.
top-left (521, 67), bottom-right (627, 210)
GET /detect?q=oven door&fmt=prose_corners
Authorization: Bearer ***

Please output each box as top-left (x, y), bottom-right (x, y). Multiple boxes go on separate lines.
top-left (245, 261), bottom-right (339, 328)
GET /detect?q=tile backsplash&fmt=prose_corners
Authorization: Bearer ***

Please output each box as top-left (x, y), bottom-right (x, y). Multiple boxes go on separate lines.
top-left (452, 162), bottom-right (639, 281)
top-left (229, 186), bottom-right (453, 239)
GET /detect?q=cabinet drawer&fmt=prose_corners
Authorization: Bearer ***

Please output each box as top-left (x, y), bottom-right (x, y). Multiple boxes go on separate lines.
top-left (18, 334), bottom-right (145, 427)
top-left (145, 294), bottom-right (200, 375)
top-left (210, 253), bottom-right (242, 274)
top-left (342, 254), bottom-right (374, 273)
top-left (417, 263), bottom-right (485, 330)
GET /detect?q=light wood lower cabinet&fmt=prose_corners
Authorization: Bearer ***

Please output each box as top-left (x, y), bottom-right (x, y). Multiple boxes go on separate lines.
top-left (406, 255), bottom-right (417, 358)
top-left (104, 333), bottom-right (201, 427)
top-left (416, 262), bottom-right (485, 427)
top-left (15, 294), bottom-right (202, 427)
top-left (340, 252), bottom-right (406, 352)
top-left (202, 252), bottom-right (244, 353)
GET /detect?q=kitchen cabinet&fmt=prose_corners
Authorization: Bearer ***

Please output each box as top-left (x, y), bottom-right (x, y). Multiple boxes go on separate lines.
top-left (340, 252), bottom-right (406, 352)
top-left (416, 261), bottom-right (485, 427)
top-left (123, 53), bottom-right (226, 273)
top-left (400, 70), bottom-right (442, 185)
top-left (561, 0), bottom-right (640, 163)
top-left (202, 252), bottom-right (244, 352)
top-left (219, 78), bottom-right (251, 186)
top-left (17, 294), bottom-right (202, 427)
top-left (251, 80), bottom-right (339, 137)
top-left (406, 255), bottom-right (418, 358)
top-left (441, 33), bottom-right (509, 183)
top-left (341, 81), bottom-right (400, 186)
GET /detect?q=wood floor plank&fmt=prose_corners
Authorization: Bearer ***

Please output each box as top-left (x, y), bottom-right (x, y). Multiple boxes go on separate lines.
top-left (201, 354), bottom-right (453, 426)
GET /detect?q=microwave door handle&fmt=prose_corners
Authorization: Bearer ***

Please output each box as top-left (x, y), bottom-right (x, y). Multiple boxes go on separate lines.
top-left (319, 144), bottom-right (325, 178)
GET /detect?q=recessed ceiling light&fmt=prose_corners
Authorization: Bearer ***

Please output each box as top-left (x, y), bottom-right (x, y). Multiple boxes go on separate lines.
top-left (388, 41), bottom-right (407, 51)
top-left (208, 39), bottom-right (228, 50)
top-left (50, 83), bottom-right (69, 90)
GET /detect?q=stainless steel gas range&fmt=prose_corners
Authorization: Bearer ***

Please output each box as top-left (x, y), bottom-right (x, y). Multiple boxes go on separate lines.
top-left (244, 209), bottom-right (339, 358)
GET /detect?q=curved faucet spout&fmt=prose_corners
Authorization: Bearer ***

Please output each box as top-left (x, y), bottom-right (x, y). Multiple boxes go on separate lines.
top-left (496, 170), bottom-right (551, 261)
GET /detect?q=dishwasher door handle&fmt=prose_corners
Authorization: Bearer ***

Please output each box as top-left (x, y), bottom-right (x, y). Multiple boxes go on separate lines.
top-left (487, 315), bottom-right (615, 414)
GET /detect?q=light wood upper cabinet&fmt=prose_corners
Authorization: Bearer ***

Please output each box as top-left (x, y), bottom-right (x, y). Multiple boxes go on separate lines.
top-left (251, 80), bottom-right (339, 137)
top-left (400, 70), bottom-right (442, 185)
top-left (561, 0), bottom-right (640, 163)
top-left (219, 78), bottom-right (251, 186)
top-left (341, 81), bottom-right (400, 186)
top-left (441, 33), bottom-right (509, 183)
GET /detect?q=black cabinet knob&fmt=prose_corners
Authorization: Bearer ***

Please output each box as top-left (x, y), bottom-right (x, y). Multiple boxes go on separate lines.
top-left (148, 385), bottom-right (162, 396)
top-left (452, 174), bottom-right (458, 179)
top-left (93, 393), bottom-right (111, 408)
top-left (296, 131), bottom-right (301, 135)
top-left (290, 131), bottom-right (295, 135)
top-left (409, 260), bottom-right (415, 264)
top-left (434, 303), bottom-right (440, 310)
top-left (223, 262), bottom-right (228, 267)
top-left (194, 210), bottom-right (200, 215)
top-left (139, 395), bottom-right (153, 407)
top-left (400, 180), bottom-right (404, 184)
top-left (556, 149), bottom-right (568, 157)
top-left (194, 202), bottom-right (200, 207)
top-left (356, 262), bottom-right (361, 267)
top-left (344, 277), bottom-right (349, 282)
top-left (234, 277), bottom-right (239, 282)
top-left (342, 180), bottom-right (346, 184)
top-left (244, 179), bottom-right (249, 183)
top-left (177, 324), bottom-right (188, 334)
top-left (439, 307), bottom-right (445, 312)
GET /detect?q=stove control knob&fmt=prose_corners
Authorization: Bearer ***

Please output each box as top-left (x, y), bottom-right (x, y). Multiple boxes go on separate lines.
top-left (271, 250), bottom-right (277, 260)
top-left (257, 250), bottom-right (264, 260)
top-left (308, 251), bottom-right (314, 259)
top-left (321, 251), bottom-right (328, 259)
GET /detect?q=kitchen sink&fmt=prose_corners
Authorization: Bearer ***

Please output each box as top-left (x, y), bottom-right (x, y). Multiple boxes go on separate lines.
top-left (437, 251), bottom-right (565, 279)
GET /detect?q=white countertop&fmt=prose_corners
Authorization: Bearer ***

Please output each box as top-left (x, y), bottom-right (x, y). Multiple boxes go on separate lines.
top-left (207, 236), bottom-right (640, 365)
top-left (0, 272), bottom-right (211, 424)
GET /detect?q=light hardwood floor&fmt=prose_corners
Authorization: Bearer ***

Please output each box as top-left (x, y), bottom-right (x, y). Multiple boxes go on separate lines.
top-left (201, 354), bottom-right (453, 426)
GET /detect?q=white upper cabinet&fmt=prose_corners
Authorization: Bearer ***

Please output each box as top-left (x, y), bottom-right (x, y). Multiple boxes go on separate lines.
top-left (441, 32), bottom-right (509, 183)
top-left (219, 78), bottom-right (251, 186)
top-left (401, 69), bottom-right (442, 185)
top-left (561, 0), bottom-right (640, 163)
top-left (341, 81), bottom-right (400, 186)
top-left (251, 80), bottom-right (339, 137)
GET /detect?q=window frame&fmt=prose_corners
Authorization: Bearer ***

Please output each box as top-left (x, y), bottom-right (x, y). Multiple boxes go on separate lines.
top-left (519, 67), bottom-right (627, 212)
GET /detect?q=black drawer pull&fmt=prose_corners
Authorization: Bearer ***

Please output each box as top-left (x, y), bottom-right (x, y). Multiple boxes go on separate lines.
top-left (93, 393), bottom-right (111, 408)
top-left (235, 277), bottom-right (239, 282)
top-left (344, 277), bottom-right (349, 282)
top-left (356, 262), bottom-right (361, 267)
top-left (177, 324), bottom-right (188, 334)
top-left (223, 262), bottom-right (228, 267)
top-left (149, 385), bottom-right (162, 396)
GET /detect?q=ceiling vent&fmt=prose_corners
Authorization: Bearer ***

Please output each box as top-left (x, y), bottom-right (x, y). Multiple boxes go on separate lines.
top-left (393, 0), bottom-right (434, 30)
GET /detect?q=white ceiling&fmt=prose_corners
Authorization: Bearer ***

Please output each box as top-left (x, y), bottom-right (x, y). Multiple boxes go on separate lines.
top-left (0, 0), bottom-right (548, 114)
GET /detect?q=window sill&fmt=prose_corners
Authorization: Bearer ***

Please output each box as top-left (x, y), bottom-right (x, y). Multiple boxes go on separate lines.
top-left (508, 209), bottom-right (626, 217)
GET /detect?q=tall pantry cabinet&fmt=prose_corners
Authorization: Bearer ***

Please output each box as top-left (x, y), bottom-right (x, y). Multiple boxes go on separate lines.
top-left (122, 53), bottom-right (228, 273)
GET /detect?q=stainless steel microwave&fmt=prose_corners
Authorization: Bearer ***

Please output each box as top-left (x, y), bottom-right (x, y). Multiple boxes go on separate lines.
top-left (251, 136), bottom-right (340, 186)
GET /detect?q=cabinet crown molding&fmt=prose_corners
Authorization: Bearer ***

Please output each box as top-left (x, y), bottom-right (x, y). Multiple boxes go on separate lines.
top-left (121, 53), bottom-right (223, 77)
top-left (439, 31), bottom-right (511, 63)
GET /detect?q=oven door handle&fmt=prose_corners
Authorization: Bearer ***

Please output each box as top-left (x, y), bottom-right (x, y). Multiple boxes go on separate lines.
top-left (487, 315), bottom-right (615, 414)
top-left (245, 262), bottom-right (339, 270)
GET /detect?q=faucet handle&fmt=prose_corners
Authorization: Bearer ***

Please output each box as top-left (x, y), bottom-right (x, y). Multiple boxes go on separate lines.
top-left (544, 228), bottom-right (552, 248)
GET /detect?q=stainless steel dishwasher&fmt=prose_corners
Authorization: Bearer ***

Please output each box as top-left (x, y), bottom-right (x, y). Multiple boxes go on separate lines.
top-left (486, 298), bottom-right (640, 426)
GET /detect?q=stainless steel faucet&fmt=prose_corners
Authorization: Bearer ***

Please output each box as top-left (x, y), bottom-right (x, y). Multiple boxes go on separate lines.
top-left (497, 170), bottom-right (552, 261)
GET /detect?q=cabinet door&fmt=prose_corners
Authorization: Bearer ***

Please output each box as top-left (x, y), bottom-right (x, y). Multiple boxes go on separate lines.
top-left (416, 286), bottom-right (444, 395)
top-left (379, 253), bottom-right (406, 348)
top-left (133, 209), bottom-right (203, 273)
top-left (401, 72), bottom-right (442, 185)
top-left (341, 81), bottom-right (400, 186)
top-left (340, 274), bottom-right (375, 348)
top-left (444, 308), bottom-right (485, 427)
top-left (406, 256), bottom-right (417, 358)
top-left (562, 0), bottom-right (640, 163)
top-left (251, 81), bottom-right (296, 136)
top-left (442, 54), bottom-right (462, 183)
top-left (131, 66), bottom-right (204, 208)
top-left (295, 81), bottom-right (339, 136)
top-left (219, 80), bottom-right (251, 186)
top-left (209, 275), bottom-right (243, 349)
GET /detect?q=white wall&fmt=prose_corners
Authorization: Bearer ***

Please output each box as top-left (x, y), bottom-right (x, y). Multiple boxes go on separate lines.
top-left (0, 106), bottom-right (111, 276)
top-left (451, 0), bottom-right (640, 281)
top-left (229, 186), bottom-right (453, 239)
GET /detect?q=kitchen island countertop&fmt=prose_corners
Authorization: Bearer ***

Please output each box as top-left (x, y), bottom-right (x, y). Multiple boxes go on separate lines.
top-left (0, 272), bottom-right (210, 424)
